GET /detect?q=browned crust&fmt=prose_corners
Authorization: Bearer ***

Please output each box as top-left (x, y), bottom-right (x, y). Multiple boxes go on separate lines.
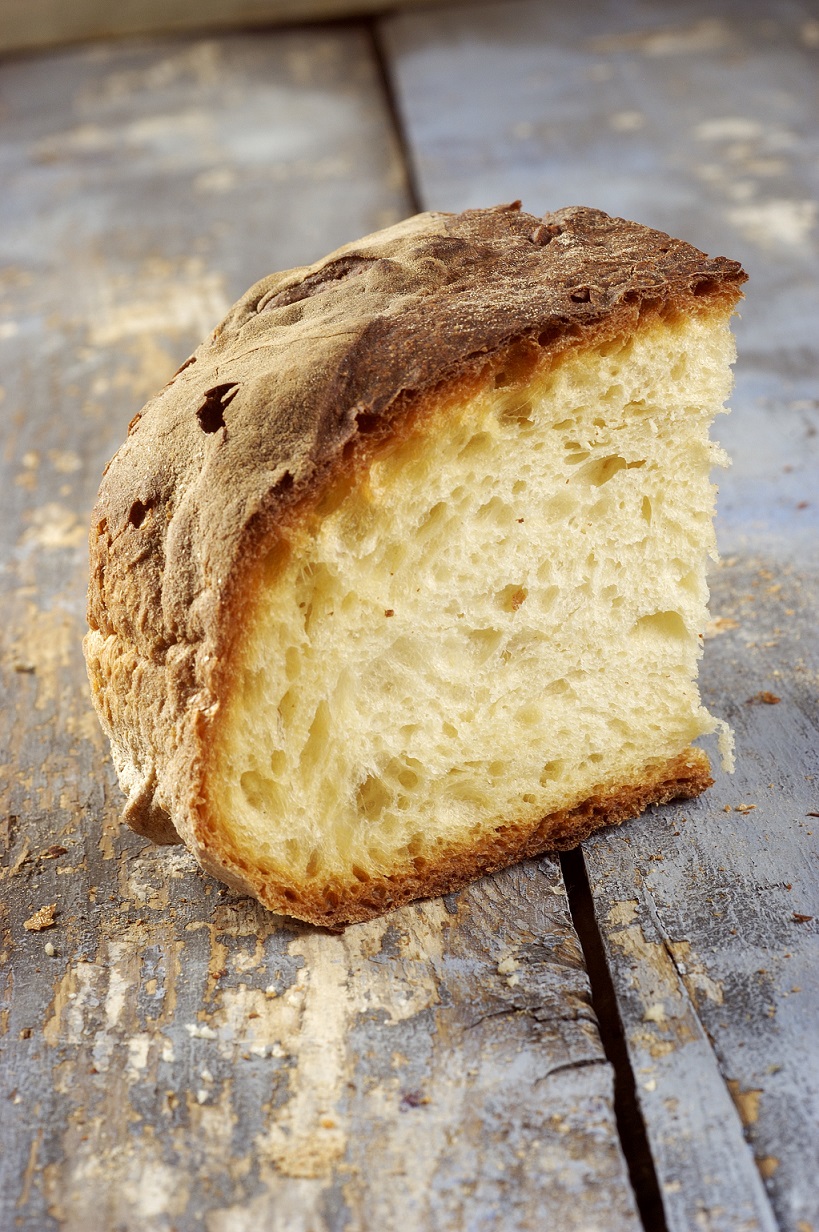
top-left (83, 202), bottom-right (745, 919)
top-left (196, 749), bottom-right (712, 927)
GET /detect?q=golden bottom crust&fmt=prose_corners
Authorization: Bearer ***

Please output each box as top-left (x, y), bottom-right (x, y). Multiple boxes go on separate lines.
top-left (210, 746), bottom-right (711, 928)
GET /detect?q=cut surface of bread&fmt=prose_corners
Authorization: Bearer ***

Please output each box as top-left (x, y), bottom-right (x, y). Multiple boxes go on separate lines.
top-left (84, 203), bottom-right (746, 925)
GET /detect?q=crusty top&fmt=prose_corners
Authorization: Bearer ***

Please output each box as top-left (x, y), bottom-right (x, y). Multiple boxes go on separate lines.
top-left (85, 203), bottom-right (746, 841)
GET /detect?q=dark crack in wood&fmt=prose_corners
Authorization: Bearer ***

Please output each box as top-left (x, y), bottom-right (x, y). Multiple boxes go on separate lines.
top-left (561, 847), bottom-right (670, 1232)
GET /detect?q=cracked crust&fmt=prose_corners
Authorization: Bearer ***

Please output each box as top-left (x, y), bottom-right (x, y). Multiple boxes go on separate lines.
top-left (84, 202), bottom-right (745, 923)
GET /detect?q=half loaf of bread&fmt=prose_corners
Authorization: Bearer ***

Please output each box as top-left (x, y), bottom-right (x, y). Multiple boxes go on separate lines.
top-left (85, 203), bottom-right (746, 926)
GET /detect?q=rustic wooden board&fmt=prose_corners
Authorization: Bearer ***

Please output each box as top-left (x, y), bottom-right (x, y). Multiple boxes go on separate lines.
top-left (0, 0), bottom-right (444, 56)
top-left (383, 1), bottom-right (819, 1229)
top-left (0, 28), bottom-right (643, 1231)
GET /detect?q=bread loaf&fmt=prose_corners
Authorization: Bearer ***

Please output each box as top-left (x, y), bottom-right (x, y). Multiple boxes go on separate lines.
top-left (84, 203), bottom-right (746, 926)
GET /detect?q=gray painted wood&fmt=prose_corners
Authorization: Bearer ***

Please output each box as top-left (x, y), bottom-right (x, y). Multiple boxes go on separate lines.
top-left (0, 0), bottom-right (443, 55)
top-left (586, 557), bottom-right (819, 1232)
top-left (0, 28), bottom-right (642, 1231)
top-left (384, 2), bottom-right (819, 1229)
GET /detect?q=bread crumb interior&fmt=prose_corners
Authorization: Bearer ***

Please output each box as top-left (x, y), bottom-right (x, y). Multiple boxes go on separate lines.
top-left (209, 311), bottom-right (734, 896)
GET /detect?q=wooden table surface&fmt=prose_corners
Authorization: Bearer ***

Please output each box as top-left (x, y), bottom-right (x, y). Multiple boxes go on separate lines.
top-left (1, 3), bottom-right (817, 1229)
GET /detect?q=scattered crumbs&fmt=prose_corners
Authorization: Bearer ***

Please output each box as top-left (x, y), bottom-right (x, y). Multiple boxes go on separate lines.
top-left (703, 617), bottom-right (740, 639)
top-left (793, 913), bottom-right (813, 923)
top-left (44, 942), bottom-right (56, 957)
top-left (40, 845), bottom-right (68, 860)
top-left (643, 1003), bottom-right (666, 1024)
top-left (746, 692), bottom-right (781, 705)
top-left (642, 1079), bottom-right (657, 1092)
top-left (736, 803), bottom-right (757, 815)
top-left (23, 903), bottom-right (57, 931)
top-left (497, 955), bottom-right (520, 976)
top-left (806, 812), bottom-right (819, 819)
top-left (723, 805), bottom-right (732, 813)
top-left (384, 609), bottom-right (394, 617)
top-left (400, 1090), bottom-right (430, 1109)
top-left (185, 1023), bottom-right (218, 1040)
top-left (13, 662), bottom-right (35, 674)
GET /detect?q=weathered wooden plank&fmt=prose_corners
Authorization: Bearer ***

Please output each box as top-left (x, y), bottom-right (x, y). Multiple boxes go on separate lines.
top-left (383, 1), bottom-right (819, 1228)
top-left (3, 855), bottom-right (642, 1231)
top-left (0, 0), bottom-right (442, 56)
top-left (586, 558), bottom-right (819, 1232)
top-left (0, 29), bottom-right (643, 1231)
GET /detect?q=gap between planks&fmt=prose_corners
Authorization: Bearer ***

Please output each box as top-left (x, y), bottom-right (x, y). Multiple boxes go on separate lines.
top-left (562, 847), bottom-right (670, 1232)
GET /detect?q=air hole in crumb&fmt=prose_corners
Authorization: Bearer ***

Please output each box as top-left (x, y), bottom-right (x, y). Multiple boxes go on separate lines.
top-left (356, 773), bottom-right (391, 819)
top-left (305, 850), bottom-right (321, 877)
top-left (241, 771), bottom-right (285, 818)
top-left (642, 496), bottom-right (653, 523)
top-left (460, 432), bottom-right (492, 460)
top-left (516, 702), bottom-right (541, 727)
top-left (351, 864), bottom-right (370, 883)
top-left (543, 678), bottom-right (571, 697)
top-left (576, 455), bottom-right (629, 486)
top-left (197, 383), bottom-right (239, 433)
top-left (500, 401), bottom-right (534, 426)
top-left (540, 759), bottom-right (564, 784)
top-left (498, 584), bottom-right (528, 612)
top-left (631, 610), bottom-right (688, 641)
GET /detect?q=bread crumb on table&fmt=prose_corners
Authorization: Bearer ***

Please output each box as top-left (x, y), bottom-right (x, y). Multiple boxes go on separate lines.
top-left (23, 903), bottom-right (57, 931)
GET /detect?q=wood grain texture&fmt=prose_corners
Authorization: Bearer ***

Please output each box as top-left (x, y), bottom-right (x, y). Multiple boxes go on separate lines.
top-left (0, 28), bottom-right (642, 1231)
top-left (0, 0), bottom-right (444, 55)
top-left (383, 2), bottom-right (819, 1229)
top-left (586, 558), bottom-right (819, 1232)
